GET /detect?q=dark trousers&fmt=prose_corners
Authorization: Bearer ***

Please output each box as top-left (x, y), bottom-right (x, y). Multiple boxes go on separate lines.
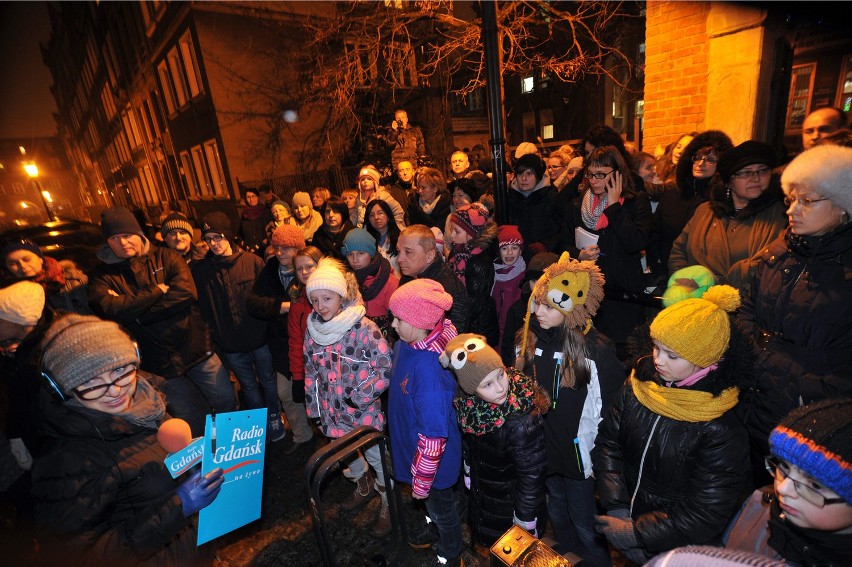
top-left (424, 485), bottom-right (463, 561)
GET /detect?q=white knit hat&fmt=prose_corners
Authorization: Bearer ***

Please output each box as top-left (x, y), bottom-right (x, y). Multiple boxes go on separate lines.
top-left (306, 257), bottom-right (347, 298)
top-left (0, 281), bottom-right (45, 326)
top-left (782, 145), bottom-right (852, 215)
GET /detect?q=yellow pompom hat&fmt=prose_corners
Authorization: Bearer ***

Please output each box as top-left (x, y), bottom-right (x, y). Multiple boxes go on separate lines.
top-left (650, 285), bottom-right (741, 368)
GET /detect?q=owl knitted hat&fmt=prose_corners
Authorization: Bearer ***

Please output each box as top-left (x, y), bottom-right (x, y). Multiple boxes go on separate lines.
top-left (439, 334), bottom-right (504, 395)
top-left (650, 284), bottom-right (741, 368)
top-left (769, 398), bottom-right (852, 504)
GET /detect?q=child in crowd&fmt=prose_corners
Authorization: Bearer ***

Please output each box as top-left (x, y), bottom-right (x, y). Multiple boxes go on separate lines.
top-left (342, 228), bottom-right (398, 338)
top-left (286, 247), bottom-right (323, 426)
top-left (447, 202), bottom-right (499, 346)
top-left (386, 279), bottom-right (462, 566)
top-left (440, 334), bottom-right (548, 549)
top-left (313, 196), bottom-right (355, 261)
top-left (499, 251), bottom-right (557, 365)
top-left (515, 252), bottom-right (624, 566)
top-left (341, 188), bottom-right (360, 227)
top-left (593, 284), bottom-right (751, 565)
top-left (724, 398), bottom-right (852, 566)
top-left (303, 258), bottom-right (392, 536)
top-left (491, 225), bottom-right (526, 348)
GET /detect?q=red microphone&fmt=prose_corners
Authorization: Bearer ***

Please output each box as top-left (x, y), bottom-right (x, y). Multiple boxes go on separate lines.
top-left (158, 418), bottom-right (193, 454)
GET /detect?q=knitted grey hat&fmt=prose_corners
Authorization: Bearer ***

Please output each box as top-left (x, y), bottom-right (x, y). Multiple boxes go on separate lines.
top-left (40, 314), bottom-right (140, 396)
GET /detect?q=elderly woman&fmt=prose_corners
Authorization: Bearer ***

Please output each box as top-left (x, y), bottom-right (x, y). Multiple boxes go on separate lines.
top-left (669, 140), bottom-right (787, 291)
top-left (31, 313), bottom-right (224, 565)
top-left (737, 144), bottom-right (852, 486)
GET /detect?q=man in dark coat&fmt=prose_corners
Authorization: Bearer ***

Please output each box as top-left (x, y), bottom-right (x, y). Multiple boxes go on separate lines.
top-left (88, 207), bottom-right (236, 435)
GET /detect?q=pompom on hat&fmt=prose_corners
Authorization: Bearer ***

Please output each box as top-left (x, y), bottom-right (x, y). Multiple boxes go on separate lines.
top-left (661, 265), bottom-right (716, 307)
top-left (782, 144), bottom-right (852, 216)
top-left (451, 202), bottom-right (490, 238)
top-left (769, 398), bottom-right (852, 504)
top-left (0, 281), bottom-right (45, 326)
top-left (439, 334), bottom-right (504, 395)
top-left (159, 212), bottom-right (194, 239)
top-left (497, 225), bottom-right (524, 249)
top-left (389, 279), bottom-right (453, 331)
top-left (271, 224), bottom-right (305, 249)
top-left (650, 284), bottom-right (741, 368)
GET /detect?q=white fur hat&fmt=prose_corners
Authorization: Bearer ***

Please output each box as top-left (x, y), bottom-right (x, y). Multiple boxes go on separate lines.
top-left (782, 145), bottom-right (852, 215)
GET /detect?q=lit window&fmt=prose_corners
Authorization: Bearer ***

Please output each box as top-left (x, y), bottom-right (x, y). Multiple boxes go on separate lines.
top-left (522, 76), bottom-right (534, 93)
top-left (542, 124), bottom-right (554, 139)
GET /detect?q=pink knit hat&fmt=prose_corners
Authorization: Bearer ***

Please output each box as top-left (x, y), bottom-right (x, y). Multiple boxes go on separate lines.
top-left (497, 225), bottom-right (524, 248)
top-left (271, 224), bottom-right (306, 249)
top-left (451, 202), bottom-right (489, 238)
top-left (389, 279), bottom-right (453, 331)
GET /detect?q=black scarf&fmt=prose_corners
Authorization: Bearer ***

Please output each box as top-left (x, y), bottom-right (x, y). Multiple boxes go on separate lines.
top-left (354, 253), bottom-right (392, 302)
top-left (767, 497), bottom-right (852, 567)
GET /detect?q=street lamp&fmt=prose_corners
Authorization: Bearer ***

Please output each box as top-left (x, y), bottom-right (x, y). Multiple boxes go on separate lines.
top-left (23, 161), bottom-right (58, 221)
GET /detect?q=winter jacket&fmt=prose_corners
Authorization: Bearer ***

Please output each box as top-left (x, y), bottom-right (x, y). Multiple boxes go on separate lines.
top-left (448, 228), bottom-right (499, 346)
top-left (246, 257), bottom-right (298, 376)
top-left (400, 255), bottom-right (469, 334)
top-left (295, 209), bottom-right (324, 243)
top-left (387, 124), bottom-right (425, 167)
top-left (492, 264), bottom-right (525, 350)
top-left (354, 254), bottom-right (399, 320)
top-left (286, 290), bottom-right (312, 382)
top-left (239, 207), bottom-right (273, 255)
top-left (506, 181), bottom-right (565, 254)
top-left (312, 221), bottom-right (355, 261)
top-left (593, 351), bottom-right (751, 555)
top-left (31, 374), bottom-right (201, 566)
top-left (388, 341), bottom-right (461, 491)
top-left (192, 249), bottom-right (268, 353)
top-left (408, 191), bottom-right (453, 229)
top-left (669, 181), bottom-right (787, 292)
top-left (460, 369), bottom-right (548, 546)
top-left (88, 242), bottom-right (214, 379)
top-left (355, 190), bottom-right (406, 230)
top-left (303, 315), bottom-right (392, 438)
top-left (737, 224), bottom-right (852, 456)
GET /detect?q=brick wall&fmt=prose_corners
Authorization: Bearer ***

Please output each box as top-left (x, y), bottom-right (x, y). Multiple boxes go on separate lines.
top-left (643, 1), bottom-right (711, 154)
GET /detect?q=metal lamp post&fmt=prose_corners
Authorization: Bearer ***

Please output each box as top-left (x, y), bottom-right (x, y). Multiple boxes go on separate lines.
top-left (23, 161), bottom-right (58, 222)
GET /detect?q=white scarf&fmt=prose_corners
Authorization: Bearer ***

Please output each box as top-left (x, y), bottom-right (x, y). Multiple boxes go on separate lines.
top-left (493, 257), bottom-right (526, 283)
top-left (306, 303), bottom-right (366, 346)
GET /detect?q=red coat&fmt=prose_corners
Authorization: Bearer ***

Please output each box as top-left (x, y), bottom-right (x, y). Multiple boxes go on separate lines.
top-left (287, 290), bottom-right (313, 382)
top-left (363, 271), bottom-right (399, 319)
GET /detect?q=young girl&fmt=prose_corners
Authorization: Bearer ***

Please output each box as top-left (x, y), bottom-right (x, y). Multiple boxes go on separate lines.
top-left (447, 202), bottom-right (499, 345)
top-left (342, 228), bottom-right (398, 338)
top-left (440, 334), bottom-right (548, 549)
top-left (515, 252), bottom-right (625, 566)
top-left (491, 225), bottom-right (526, 348)
top-left (593, 284), bottom-right (752, 565)
top-left (303, 258), bottom-right (392, 535)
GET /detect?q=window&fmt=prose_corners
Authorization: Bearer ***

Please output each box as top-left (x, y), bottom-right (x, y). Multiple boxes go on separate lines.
top-left (157, 61), bottom-right (177, 115)
top-left (180, 139), bottom-right (228, 198)
top-left (521, 76), bottom-right (534, 94)
top-left (540, 109), bottom-right (554, 140)
top-left (203, 140), bottom-right (227, 196)
top-left (837, 54), bottom-right (852, 113)
top-left (179, 31), bottom-right (204, 98)
top-left (786, 63), bottom-right (816, 129)
top-left (191, 146), bottom-right (211, 196)
top-left (180, 151), bottom-right (199, 195)
top-left (167, 48), bottom-right (189, 107)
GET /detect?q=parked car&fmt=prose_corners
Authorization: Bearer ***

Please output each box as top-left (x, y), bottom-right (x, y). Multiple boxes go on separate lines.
top-left (0, 219), bottom-right (104, 274)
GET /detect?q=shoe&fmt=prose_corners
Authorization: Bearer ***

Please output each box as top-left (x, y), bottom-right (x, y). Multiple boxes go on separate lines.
top-left (340, 471), bottom-right (376, 511)
top-left (408, 516), bottom-right (439, 549)
top-left (432, 554), bottom-right (463, 566)
top-left (268, 414), bottom-right (286, 443)
top-left (371, 485), bottom-right (391, 537)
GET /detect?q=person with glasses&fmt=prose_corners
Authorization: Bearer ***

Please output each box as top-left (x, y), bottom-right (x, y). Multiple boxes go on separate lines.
top-left (670, 141), bottom-right (786, 292)
top-left (546, 149), bottom-right (576, 192)
top-left (724, 399), bottom-right (852, 566)
top-left (31, 313), bottom-right (224, 565)
top-left (737, 144), bottom-right (852, 488)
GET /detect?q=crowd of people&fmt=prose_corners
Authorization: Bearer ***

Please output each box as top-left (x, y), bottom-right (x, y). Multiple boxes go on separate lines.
top-left (1, 106), bottom-right (851, 567)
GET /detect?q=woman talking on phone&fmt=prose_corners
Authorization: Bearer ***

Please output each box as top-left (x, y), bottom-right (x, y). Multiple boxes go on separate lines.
top-left (563, 145), bottom-right (653, 354)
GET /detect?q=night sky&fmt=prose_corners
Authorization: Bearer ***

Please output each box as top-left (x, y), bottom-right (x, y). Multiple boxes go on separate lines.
top-left (0, 1), bottom-right (56, 139)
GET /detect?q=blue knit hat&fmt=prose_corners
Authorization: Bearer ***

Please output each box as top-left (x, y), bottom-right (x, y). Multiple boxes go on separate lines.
top-left (769, 398), bottom-right (852, 503)
top-left (341, 228), bottom-right (376, 257)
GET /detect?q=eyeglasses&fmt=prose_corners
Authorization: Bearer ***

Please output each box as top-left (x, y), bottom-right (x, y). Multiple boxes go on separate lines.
top-left (732, 167), bottom-right (771, 180)
top-left (202, 233), bottom-right (225, 244)
top-left (784, 195), bottom-right (830, 209)
top-left (74, 365), bottom-right (137, 400)
top-left (764, 456), bottom-right (847, 508)
top-left (692, 155), bottom-right (718, 164)
top-left (545, 164), bottom-right (564, 170)
top-left (585, 170), bottom-right (614, 180)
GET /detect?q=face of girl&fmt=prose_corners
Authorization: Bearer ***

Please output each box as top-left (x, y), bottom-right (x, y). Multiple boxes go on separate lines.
top-left (534, 302), bottom-right (566, 330)
top-left (729, 164), bottom-right (772, 208)
top-left (773, 459), bottom-right (852, 532)
top-left (500, 244), bottom-right (521, 265)
top-left (347, 250), bottom-right (372, 270)
top-left (274, 246), bottom-right (297, 269)
top-left (294, 255), bottom-right (318, 285)
top-left (586, 164), bottom-right (614, 196)
top-left (309, 289), bottom-right (343, 321)
top-left (359, 177), bottom-right (376, 195)
top-left (672, 135), bottom-right (693, 165)
top-left (452, 188), bottom-right (472, 209)
top-left (324, 208), bottom-right (343, 230)
top-left (294, 204), bottom-right (312, 221)
top-left (692, 150), bottom-right (718, 179)
top-left (450, 224), bottom-right (471, 246)
top-left (368, 206), bottom-right (388, 232)
top-left (74, 365), bottom-right (138, 415)
top-left (476, 368), bottom-right (509, 405)
top-left (786, 187), bottom-right (846, 237)
top-left (5, 250), bottom-right (44, 278)
top-left (391, 316), bottom-right (429, 343)
top-left (652, 339), bottom-right (700, 382)
top-left (637, 156), bottom-right (656, 184)
top-left (245, 192), bottom-right (259, 206)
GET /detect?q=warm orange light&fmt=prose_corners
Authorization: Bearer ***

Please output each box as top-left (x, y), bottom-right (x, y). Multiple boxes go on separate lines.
top-left (23, 162), bottom-right (39, 178)
top-left (41, 190), bottom-right (53, 203)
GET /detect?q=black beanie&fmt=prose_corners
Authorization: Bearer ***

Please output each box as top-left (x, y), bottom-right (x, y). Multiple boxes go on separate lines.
top-left (201, 212), bottom-right (234, 242)
top-left (718, 141), bottom-right (777, 183)
top-left (514, 153), bottom-right (546, 181)
top-left (101, 207), bottom-right (144, 239)
top-left (1, 238), bottom-right (44, 261)
top-left (159, 212), bottom-right (194, 239)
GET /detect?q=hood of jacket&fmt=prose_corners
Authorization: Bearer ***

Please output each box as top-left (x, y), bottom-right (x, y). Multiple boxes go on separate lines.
top-left (676, 130), bottom-right (734, 196)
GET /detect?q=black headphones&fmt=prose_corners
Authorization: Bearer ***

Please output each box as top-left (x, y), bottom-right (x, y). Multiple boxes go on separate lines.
top-left (39, 317), bottom-right (140, 402)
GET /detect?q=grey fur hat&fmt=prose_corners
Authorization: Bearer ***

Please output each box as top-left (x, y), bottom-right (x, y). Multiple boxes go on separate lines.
top-left (782, 145), bottom-right (852, 215)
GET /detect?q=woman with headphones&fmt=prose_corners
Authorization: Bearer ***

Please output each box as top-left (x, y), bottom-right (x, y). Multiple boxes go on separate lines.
top-left (31, 313), bottom-right (224, 565)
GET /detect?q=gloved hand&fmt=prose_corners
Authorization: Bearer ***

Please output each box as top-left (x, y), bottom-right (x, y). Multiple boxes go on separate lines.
top-left (595, 514), bottom-right (638, 551)
top-left (9, 438), bottom-right (33, 471)
top-left (292, 379), bottom-right (305, 404)
top-left (176, 468), bottom-right (224, 517)
top-left (513, 513), bottom-right (537, 538)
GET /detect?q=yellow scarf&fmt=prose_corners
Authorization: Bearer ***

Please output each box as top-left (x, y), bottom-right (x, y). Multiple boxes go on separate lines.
top-left (630, 370), bottom-right (739, 422)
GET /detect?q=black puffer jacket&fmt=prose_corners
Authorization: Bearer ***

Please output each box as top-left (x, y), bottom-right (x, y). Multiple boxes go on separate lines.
top-left (506, 182), bottom-right (564, 254)
top-left (593, 326), bottom-right (752, 554)
top-left (88, 242), bottom-right (214, 379)
top-left (31, 374), bottom-right (202, 566)
top-left (463, 370), bottom-right (549, 546)
top-left (191, 249), bottom-right (268, 353)
top-left (456, 226), bottom-right (499, 346)
top-left (737, 224), bottom-right (852, 455)
top-left (246, 257), bottom-right (298, 376)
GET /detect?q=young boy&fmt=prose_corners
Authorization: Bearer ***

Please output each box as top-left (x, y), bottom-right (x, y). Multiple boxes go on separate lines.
top-left (386, 279), bottom-right (463, 567)
top-left (491, 225), bottom-right (526, 348)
